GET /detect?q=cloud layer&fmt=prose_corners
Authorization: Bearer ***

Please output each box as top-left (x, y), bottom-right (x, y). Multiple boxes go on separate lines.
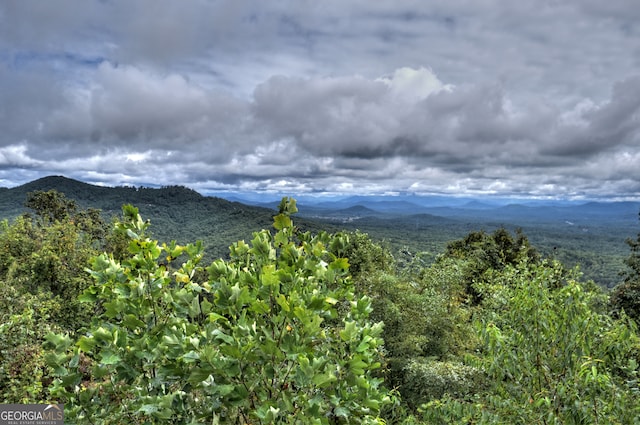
top-left (0, 1), bottom-right (639, 199)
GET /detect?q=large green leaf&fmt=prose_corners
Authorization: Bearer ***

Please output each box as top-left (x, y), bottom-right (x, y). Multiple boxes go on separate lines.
top-left (100, 351), bottom-right (121, 365)
top-left (273, 214), bottom-right (292, 230)
top-left (339, 320), bottom-right (358, 342)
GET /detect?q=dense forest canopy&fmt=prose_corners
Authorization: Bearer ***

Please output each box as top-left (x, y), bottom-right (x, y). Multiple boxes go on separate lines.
top-left (0, 189), bottom-right (638, 423)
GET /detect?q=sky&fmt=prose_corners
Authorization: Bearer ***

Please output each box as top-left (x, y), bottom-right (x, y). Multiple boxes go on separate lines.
top-left (1, 1), bottom-right (639, 200)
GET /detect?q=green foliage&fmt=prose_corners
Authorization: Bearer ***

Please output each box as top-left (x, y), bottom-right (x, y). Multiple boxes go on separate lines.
top-left (622, 212), bottom-right (640, 280)
top-left (46, 200), bottom-right (390, 424)
top-left (445, 227), bottom-right (537, 266)
top-left (373, 258), bottom-right (478, 411)
top-left (1, 188), bottom-right (638, 423)
top-left (423, 259), bottom-right (640, 424)
top-left (400, 359), bottom-right (483, 406)
top-left (610, 211), bottom-right (640, 324)
top-left (336, 231), bottom-right (479, 412)
top-left (0, 191), bottom-right (107, 329)
top-left (24, 189), bottom-right (78, 225)
top-left (0, 289), bottom-right (63, 403)
top-left (338, 230), bottom-right (395, 280)
top-left (443, 227), bottom-right (539, 304)
top-left (610, 280), bottom-right (640, 325)
top-left (0, 191), bottom-right (111, 403)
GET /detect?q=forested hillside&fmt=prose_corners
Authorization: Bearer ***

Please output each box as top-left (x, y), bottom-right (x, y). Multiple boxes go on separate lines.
top-left (0, 176), bottom-right (335, 260)
top-left (1, 176), bottom-right (633, 287)
top-left (247, 194), bottom-right (638, 289)
top-left (0, 187), bottom-right (639, 423)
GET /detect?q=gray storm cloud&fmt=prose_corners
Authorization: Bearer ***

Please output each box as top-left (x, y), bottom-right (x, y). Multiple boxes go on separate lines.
top-left (0, 0), bottom-right (639, 198)
top-left (2, 61), bottom-right (640, 197)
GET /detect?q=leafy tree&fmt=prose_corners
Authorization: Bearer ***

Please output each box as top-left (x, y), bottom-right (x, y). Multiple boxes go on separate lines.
top-left (0, 288), bottom-right (64, 402)
top-left (621, 212), bottom-right (640, 280)
top-left (373, 229), bottom-right (541, 412)
top-left (610, 211), bottom-right (640, 324)
top-left (0, 191), bottom-right (107, 328)
top-left (443, 228), bottom-right (539, 304)
top-left (336, 231), bottom-right (480, 412)
top-left (46, 199), bottom-right (390, 424)
top-left (0, 191), bottom-right (112, 402)
top-left (423, 259), bottom-right (640, 424)
top-left (445, 228), bottom-right (538, 268)
top-left (24, 189), bottom-right (79, 225)
top-left (371, 256), bottom-right (481, 412)
top-left (338, 230), bottom-right (395, 281)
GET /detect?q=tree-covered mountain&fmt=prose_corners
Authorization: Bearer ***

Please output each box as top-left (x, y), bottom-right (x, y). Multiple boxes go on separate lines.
top-left (1, 175), bottom-right (636, 287)
top-left (0, 176), bottom-right (286, 260)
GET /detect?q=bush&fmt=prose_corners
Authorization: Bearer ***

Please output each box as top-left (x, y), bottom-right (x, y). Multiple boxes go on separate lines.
top-left (0, 288), bottom-right (62, 402)
top-left (423, 259), bottom-right (640, 424)
top-left (45, 200), bottom-right (391, 424)
top-left (399, 359), bottom-right (483, 409)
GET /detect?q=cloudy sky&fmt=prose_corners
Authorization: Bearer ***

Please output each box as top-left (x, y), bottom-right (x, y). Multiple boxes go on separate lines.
top-left (1, 1), bottom-right (639, 200)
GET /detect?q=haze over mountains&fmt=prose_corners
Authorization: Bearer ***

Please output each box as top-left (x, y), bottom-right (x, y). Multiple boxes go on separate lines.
top-left (3, 175), bottom-right (637, 226)
top-left (220, 191), bottom-right (640, 228)
top-left (1, 175), bottom-right (638, 288)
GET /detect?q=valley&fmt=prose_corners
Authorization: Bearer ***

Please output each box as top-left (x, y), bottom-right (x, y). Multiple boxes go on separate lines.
top-left (1, 175), bottom-right (637, 288)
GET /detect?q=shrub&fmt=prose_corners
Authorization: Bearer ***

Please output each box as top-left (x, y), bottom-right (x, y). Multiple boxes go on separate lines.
top-left (45, 199), bottom-right (391, 424)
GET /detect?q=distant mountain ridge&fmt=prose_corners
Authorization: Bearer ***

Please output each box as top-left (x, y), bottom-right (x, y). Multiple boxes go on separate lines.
top-left (0, 175), bottom-right (209, 217)
top-left (1, 176), bottom-right (638, 288)
top-left (4, 176), bottom-right (639, 226)
top-left (0, 176), bottom-right (281, 259)
top-left (234, 193), bottom-right (640, 226)
top-left (219, 190), bottom-right (640, 224)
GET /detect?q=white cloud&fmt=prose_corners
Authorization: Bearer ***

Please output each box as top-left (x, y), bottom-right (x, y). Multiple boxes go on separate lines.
top-left (380, 67), bottom-right (451, 102)
top-left (0, 1), bottom-right (639, 199)
top-left (0, 144), bottom-right (42, 166)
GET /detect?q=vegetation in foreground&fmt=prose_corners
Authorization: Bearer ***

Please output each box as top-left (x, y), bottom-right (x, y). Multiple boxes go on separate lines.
top-left (0, 190), bottom-right (639, 423)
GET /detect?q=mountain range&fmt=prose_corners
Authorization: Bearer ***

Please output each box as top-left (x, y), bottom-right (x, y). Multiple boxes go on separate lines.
top-left (224, 191), bottom-right (640, 228)
top-left (1, 175), bottom-right (638, 288)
